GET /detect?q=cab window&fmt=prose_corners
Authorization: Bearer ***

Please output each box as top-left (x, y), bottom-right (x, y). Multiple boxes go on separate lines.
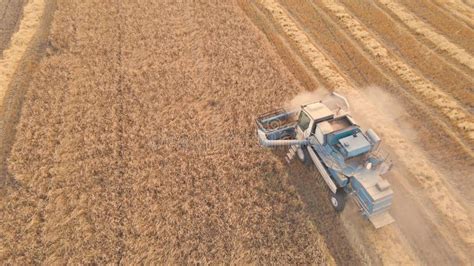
top-left (297, 111), bottom-right (311, 131)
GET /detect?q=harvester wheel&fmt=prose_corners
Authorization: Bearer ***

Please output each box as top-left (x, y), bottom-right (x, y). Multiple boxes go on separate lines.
top-left (330, 190), bottom-right (346, 212)
top-left (296, 146), bottom-right (310, 165)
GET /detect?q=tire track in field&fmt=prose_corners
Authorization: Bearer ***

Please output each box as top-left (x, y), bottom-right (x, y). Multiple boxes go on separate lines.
top-left (0, 0), bottom-right (57, 261)
top-left (0, 0), bottom-right (50, 180)
top-left (0, 0), bottom-right (44, 112)
top-left (398, 0), bottom-right (474, 55)
top-left (0, 0), bottom-right (26, 54)
top-left (2, 58), bottom-right (66, 263)
top-left (258, 0), bottom-right (474, 252)
top-left (320, 0), bottom-right (474, 143)
top-left (376, 0), bottom-right (474, 73)
top-left (113, 0), bottom-right (126, 262)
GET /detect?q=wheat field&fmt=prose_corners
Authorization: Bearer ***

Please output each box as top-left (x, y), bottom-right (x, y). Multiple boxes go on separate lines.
top-left (1, 0), bottom-right (473, 264)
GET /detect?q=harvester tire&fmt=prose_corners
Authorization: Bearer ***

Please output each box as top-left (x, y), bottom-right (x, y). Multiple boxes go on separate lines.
top-left (296, 146), bottom-right (310, 166)
top-left (330, 190), bottom-right (346, 212)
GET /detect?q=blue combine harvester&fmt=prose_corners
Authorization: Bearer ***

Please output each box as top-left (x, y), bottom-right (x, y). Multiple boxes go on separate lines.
top-left (256, 92), bottom-right (394, 228)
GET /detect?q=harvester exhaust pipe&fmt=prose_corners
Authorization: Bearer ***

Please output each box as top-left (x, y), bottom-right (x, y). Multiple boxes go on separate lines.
top-left (257, 130), bottom-right (309, 147)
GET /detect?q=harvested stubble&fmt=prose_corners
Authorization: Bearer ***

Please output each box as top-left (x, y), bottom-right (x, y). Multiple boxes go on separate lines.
top-left (1, 0), bottom-right (332, 264)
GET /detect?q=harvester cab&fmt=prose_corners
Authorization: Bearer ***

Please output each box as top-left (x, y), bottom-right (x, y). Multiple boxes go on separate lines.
top-left (256, 92), bottom-right (394, 228)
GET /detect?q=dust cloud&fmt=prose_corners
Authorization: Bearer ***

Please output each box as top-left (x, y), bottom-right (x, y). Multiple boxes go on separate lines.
top-left (285, 88), bottom-right (329, 110)
top-left (351, 86), bottom-right (418, 143)
top-left (285, 87), bottom-right (415, 142)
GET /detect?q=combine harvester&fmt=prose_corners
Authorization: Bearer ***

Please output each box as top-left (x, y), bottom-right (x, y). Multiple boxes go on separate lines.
top-left (256, 92), bottom-right (394, 228)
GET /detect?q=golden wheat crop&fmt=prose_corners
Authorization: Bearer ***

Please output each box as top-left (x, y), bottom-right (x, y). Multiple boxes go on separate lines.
top-left (1, 0), bottom-right (331, 264)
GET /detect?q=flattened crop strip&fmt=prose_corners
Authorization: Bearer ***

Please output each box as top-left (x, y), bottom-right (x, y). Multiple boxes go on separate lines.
top-left (433, 0), bottom-right (474, 28)
top-left (378, 0), bottom-right (474, 72)
top-left (258, 0), bottom-right (473, 246)
top-left (321, 0), bottom-right (474, 141)
top-left (257, 0), bottom-right (352, 90)
top-left (396, 0), bottom-right (474, 55)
